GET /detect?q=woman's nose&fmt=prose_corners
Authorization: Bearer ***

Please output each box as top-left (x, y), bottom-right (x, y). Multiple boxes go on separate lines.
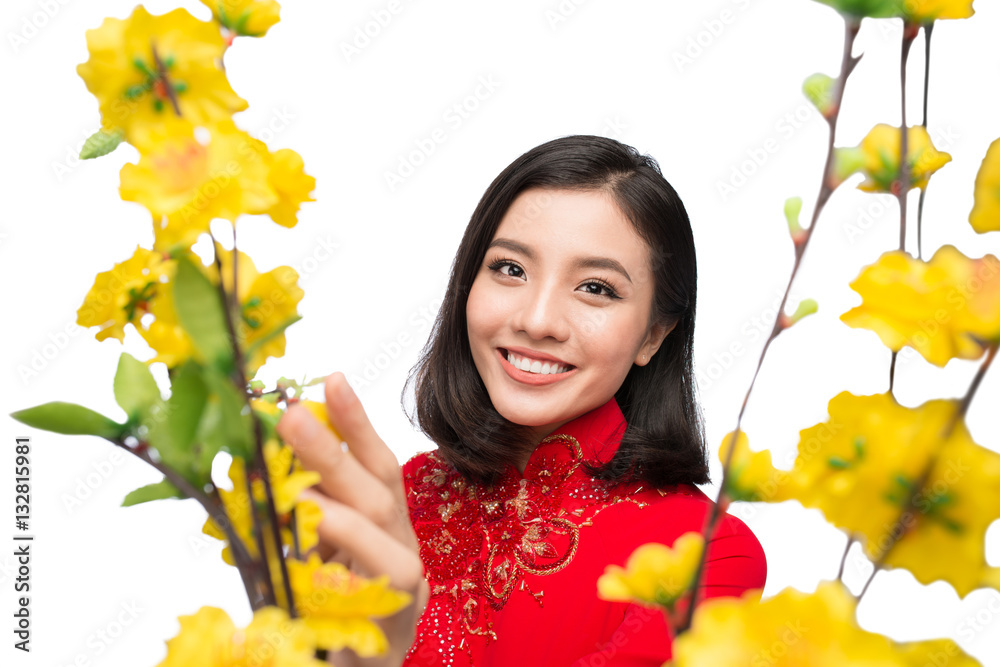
top-left (510, 282), bottom-right (571, 341)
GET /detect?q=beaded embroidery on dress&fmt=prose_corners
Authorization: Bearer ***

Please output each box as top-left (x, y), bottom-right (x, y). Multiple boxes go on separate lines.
top-left (401, 397), bottom-right (651, 666)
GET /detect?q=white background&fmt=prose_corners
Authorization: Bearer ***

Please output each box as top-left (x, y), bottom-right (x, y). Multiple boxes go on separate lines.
top-left (2, 0), bottom-right (1000, 664)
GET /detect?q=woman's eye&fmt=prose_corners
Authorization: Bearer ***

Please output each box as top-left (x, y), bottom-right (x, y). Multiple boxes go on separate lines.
top-left (486, 258), bottom-right (620, 300)
top-left (488, 259), bottom-right (524, 278)
top-left (582, 282), bottom-right (612, 297)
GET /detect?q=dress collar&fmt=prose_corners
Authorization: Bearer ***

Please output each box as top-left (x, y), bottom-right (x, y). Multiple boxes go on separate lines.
top-left (534, 395), bottom-right (627, 467)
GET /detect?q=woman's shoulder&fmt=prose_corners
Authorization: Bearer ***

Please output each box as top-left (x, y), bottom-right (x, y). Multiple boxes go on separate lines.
top-left (601, 482), bottom-right (766, 567)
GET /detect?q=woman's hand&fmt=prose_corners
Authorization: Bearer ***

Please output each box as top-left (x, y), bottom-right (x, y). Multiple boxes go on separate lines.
top-left (276, 371), bottom-right (429, 666)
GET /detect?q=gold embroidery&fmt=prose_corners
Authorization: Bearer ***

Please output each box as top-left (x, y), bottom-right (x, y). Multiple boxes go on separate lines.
top-left (407, 436), bottom-right (649, 664)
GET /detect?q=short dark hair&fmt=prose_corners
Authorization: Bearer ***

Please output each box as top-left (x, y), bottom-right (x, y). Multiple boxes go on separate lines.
top-left (401, 134), bottom-right (709, 491)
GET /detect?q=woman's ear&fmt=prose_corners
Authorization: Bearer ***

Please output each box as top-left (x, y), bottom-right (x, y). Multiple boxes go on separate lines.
top-left (635, 319), bottom-right (676, 365)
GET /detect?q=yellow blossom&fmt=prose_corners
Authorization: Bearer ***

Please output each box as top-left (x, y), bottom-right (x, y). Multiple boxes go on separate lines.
top-left (969, 136), bottom-right (1000, 234)
top-left (76, 5), bottom-right (247, 151)
top-left (202, 439), bottom-right (318, 566)
top-left (718, 430), bottom-right (788, 503)
top-left (202, 455), bottom-right (257, 566)
top-left (299, 399), bottom-right (343, 440)
top-left (211, 249), bottom-right (304, 379)
top-left (779, 391), bottom-right (1000, 597)
top-left (76, 244), bottom-right (169, 343)
top-left (597, 532), bottom-right (705, 609)
top-left (840, 124), bottom-right (951, 194)
top-left (840, 246), bottom-right (993, 367)
top-left (898, 0), bottom-right (974, 22)
top-left (265, 148), bottom-right (317, 227)
top-left (289, 497), bottom-right (322, 556)
top-left (155, 605), bottom-right (324, 667)
top-left (671, 579), bottom-right (979, 665)
top-left (135, 259), bottom-right (197, 368)
top-left (119, 118), bottom-right (278, 255)
top-left (254, 440), bottom-right (321, 514)
top-left (201, 0), bottom-right (282, 39)
top-left (287, 551), bottom-right (413, 655)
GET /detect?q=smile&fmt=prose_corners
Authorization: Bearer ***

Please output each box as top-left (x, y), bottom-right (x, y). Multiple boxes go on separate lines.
top-left (496, 348), bottom-right (577, 386)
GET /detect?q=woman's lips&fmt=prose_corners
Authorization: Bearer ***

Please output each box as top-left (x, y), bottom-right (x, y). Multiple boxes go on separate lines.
top-left (496, 348), bottom-right (577, 386)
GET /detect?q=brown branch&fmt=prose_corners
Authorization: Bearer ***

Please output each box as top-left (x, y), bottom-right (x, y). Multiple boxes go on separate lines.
top-left (209, 228), bottom-right (299, 617)
top-left (676, 16), bottom-right (863, 634)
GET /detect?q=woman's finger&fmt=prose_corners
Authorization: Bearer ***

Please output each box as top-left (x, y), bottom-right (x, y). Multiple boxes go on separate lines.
top-left (277, 404), bottom-right (401, 535)
top-left (299, 488), bottom-right (425, 595)
top-left (321, 372), bottom-right (408, 506)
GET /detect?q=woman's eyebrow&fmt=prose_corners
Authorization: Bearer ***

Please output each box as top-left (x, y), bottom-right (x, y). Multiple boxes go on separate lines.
top-left (487, 237), bottom-right (633, 284)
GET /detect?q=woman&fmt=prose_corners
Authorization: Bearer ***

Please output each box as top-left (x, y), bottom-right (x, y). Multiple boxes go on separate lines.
top-left (277, 135), bottom-right (767, 666)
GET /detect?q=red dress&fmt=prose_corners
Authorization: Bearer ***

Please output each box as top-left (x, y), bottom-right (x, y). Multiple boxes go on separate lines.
top-left (400, 396), bottom-right (767, 666)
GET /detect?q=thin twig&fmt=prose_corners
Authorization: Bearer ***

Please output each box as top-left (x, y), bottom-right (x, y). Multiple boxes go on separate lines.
top-left (677, 16), bottom-right (863, 634)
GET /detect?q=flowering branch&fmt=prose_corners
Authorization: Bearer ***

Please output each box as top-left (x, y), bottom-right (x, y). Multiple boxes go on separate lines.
top-left (857, 340), bottom-right (998, 601)
top-left (209, 228), bottom-right (298, 618)
top-left (677, 15), bottom-right (863, 635)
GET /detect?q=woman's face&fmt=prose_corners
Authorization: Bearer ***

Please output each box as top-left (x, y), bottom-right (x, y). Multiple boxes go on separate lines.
top-left (466, 187), bottom-right (674, 445)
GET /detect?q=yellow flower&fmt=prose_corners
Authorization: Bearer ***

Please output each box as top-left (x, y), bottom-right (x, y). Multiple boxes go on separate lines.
top-left (597, 532), bottom-right (704, 609)
top-left (969, 136), bottom-right (1000, 234)
top-left (717, 430), bottom-right (788, 503)
top-left (840, 246), bottom-right (992, 367)
top-left (287, 552), bottom-right (413, 655)
top-left (201, 0), bottom-right (282, 38)
top-left (203, 438), bottom-right (318, 566)
top-left (156, 605), bottom-right (325, 667)
top-left (898, 0), bottom-right (975, 22)
top-left (254, 440), bottom-right (321, 514)
top-left (289, 498), bottom-right (322, 556)
top-left (76, 5), bottom-right (247, 151)
top-left (213, 249), bottom-right (304, 379)
top-left (839, 124), bottom-right (951, 194)
top-left (119, 118), bottom-right (278, 255)
top-left (76, 244), bottom-right (169, 343)
top-left (203, 455), bottom-right (257, 566)
top-left (780, 391), bottom-right (1000, 597)
top-left (266, 148), bottom-right (317, 228)
top-left (135, 259), bottom-right (197, 368)
top-left (671, 579), bottom-right (979, 665)
top-left (299, 399), bottom-right (343, 440)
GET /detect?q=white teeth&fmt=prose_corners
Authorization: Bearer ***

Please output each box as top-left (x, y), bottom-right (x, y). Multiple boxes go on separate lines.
top-left (506, 351), bottom-right (569, 375)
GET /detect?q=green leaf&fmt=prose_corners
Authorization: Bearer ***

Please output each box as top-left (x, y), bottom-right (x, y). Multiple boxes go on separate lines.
top-left (10, 402), bottom-right (124, 439)
top-left (832, 147), bottom-right (866, 185)
top-left (79, 127), bottom-right (125, 160)
top-left (165, 359), bottom-right (208, 452)
top-left (173, 254), bottom-right (234, 374)
top-left (122, 478), bottom-right (184, 506)
top-left (203, 370), bottom-right (255, 463)
top-left (784, 196), bottom-right (803, 234)
top-left (802, 73), bottom-right (836, 117)
top-left (113, 352), bottom-right (162, 422)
